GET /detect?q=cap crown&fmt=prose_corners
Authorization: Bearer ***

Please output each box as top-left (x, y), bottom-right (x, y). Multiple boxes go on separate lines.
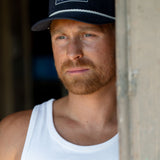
top-left (48, 0), bottom-right (115, 17)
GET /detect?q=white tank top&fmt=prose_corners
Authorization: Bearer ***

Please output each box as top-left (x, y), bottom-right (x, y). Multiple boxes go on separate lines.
top-left (21, 99), bottom-right (119, 160)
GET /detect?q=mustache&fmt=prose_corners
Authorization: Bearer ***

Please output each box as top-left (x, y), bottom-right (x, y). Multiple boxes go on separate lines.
top-left (61, 59), bottom-right (95, 71)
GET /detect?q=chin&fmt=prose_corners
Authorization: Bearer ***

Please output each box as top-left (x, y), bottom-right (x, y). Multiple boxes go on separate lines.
top-left (64, 81), bottom-right (107, 95)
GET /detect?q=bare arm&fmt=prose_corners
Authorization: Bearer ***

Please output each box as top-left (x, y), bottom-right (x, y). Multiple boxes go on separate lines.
top-left (0, 110), bottom-right (32, 160)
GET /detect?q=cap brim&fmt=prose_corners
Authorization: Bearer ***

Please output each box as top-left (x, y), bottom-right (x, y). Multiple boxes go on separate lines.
top-left (31, 11), bottom-right (115, 31)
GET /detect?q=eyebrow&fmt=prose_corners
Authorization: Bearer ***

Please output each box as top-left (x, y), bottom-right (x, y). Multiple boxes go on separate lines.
top-left (79, 26), bottom-right (103, 32)
top-left (50, 29), bottom-right (64, 35)
top-left (50, 26), bottom-right (103, 36)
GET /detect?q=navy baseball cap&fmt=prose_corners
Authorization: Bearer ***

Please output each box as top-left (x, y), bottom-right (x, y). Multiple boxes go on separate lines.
top-left (32, 0), bottom-right (115, 31)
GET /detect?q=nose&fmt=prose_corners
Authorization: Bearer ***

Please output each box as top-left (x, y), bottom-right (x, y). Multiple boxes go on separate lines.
top-left (66, 38), bottom-right (83, 60)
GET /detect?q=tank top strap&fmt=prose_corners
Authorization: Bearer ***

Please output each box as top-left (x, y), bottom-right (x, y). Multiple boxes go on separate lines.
top-left (21, 99), bottom-right (54, 160)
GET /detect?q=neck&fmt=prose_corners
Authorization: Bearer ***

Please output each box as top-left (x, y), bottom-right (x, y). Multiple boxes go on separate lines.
top-left (65, 77), bottom-right (117, 127)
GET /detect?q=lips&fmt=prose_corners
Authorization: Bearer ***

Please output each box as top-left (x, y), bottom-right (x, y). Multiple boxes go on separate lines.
top-left (66, 68), bottom-right (89, 74)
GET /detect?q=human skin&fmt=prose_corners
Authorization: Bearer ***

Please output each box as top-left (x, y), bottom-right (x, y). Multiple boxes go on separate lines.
top-left (50, 19), bottom-right (116, 95)
top-left (50, 19), bottom-right (117, 145)
top-left (0, 19), bottom-right (117, 160)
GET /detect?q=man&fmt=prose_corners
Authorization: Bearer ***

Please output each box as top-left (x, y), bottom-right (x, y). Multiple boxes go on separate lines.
top-left (0, 0), bottom-right (118, 159)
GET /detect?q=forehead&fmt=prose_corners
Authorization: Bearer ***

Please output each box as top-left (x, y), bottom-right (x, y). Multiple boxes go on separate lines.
top-left (50, 19), bottom-right (112, 33)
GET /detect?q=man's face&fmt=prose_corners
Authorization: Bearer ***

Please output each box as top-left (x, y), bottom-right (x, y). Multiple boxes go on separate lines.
top-left (50, 19), bottom-right (115, 95)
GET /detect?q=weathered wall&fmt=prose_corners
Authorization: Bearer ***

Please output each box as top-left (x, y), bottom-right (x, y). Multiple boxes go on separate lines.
top-left (116, 0), bottom-right (160, 159)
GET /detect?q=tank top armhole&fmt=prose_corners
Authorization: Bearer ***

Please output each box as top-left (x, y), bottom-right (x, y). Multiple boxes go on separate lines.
top-left (21, 105), bottom-right (39, 160)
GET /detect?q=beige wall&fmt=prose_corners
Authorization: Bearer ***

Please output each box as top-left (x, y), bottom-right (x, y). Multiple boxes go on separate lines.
top-left (116, 0), bottom-right (160, 159)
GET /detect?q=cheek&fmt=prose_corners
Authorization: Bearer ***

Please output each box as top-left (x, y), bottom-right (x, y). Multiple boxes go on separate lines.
top-left (53, 54), bottom-right (63, 74)
top-left (98, 38), bottom-right (115, 62)
top-left (91, 44), bottom-right (115, 71)
top-left (86, 41), bottom-right (114, 63)
top-left (52, 45), bottom-right (63, 72)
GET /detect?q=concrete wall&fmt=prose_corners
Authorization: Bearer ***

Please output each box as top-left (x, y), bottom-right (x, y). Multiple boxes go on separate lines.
top-left (116, 0), bottom-right (160, 159)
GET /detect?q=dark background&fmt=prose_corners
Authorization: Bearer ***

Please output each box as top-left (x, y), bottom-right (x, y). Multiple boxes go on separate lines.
top-left (0, 0), bottom-right (66, 119)
top-left (30, 0), bottom-right (64, 105)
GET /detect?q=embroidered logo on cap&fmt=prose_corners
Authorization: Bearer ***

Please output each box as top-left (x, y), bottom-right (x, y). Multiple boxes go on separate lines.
top-left (55, 0), bottom-right (88, 5)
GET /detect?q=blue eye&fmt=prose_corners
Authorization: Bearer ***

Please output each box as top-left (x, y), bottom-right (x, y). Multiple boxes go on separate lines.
top-left (55, 35), bottom-right (67, 40)
top-left (57, 35), bottom-right (66, 40)
top-left (84, 34), bottom-right (93, 37)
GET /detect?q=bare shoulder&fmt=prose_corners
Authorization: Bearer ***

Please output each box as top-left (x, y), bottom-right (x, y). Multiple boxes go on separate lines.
top-left (0, 110), bottom-right (32, 134)
top-left (0, 110), bottom-right (32, 160)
